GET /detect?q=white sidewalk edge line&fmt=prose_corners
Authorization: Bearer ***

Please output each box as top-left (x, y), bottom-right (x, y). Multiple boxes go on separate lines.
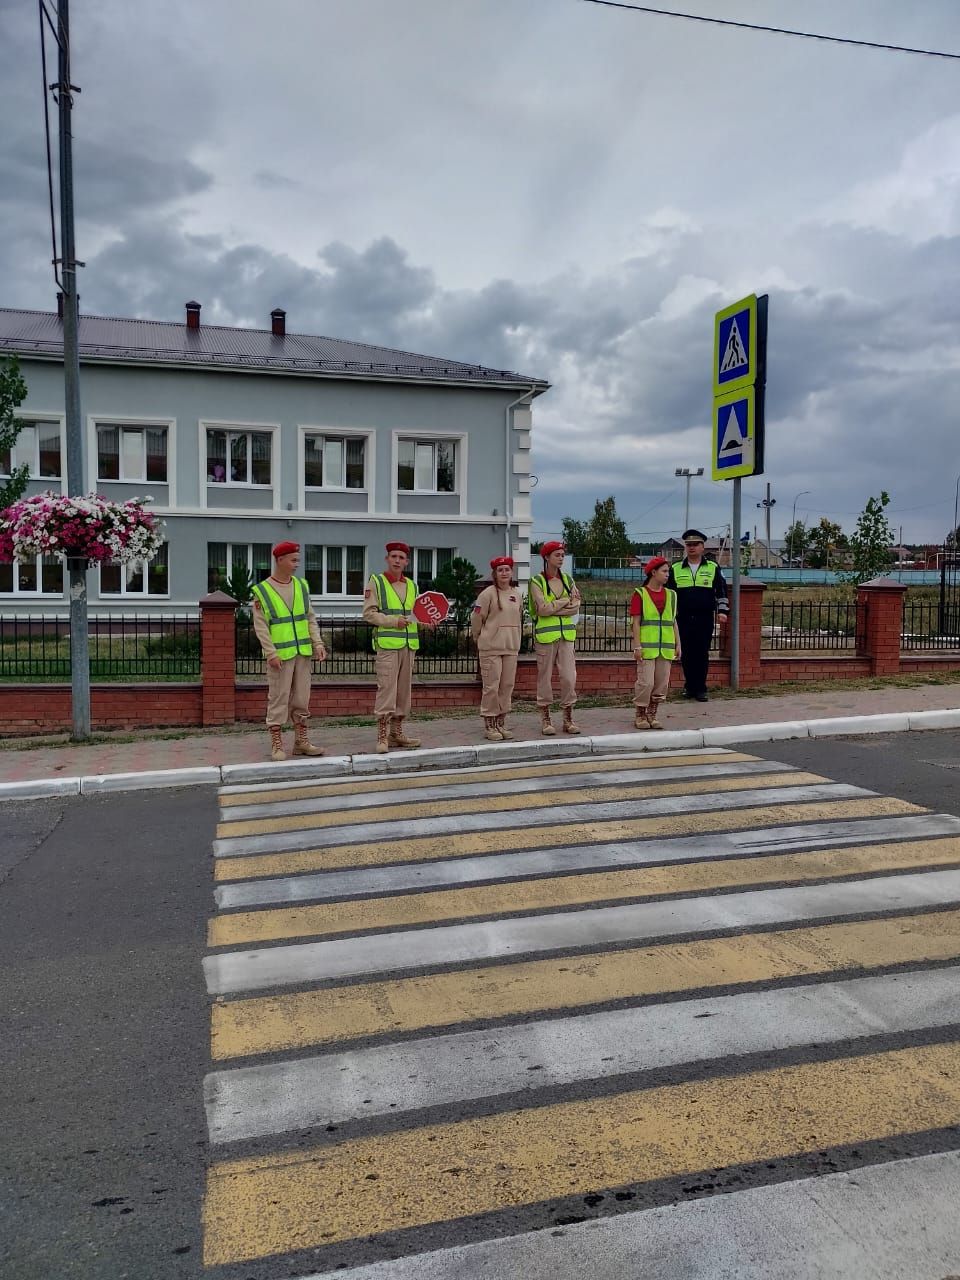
top-left (1, 707), bottom-right (959, 800)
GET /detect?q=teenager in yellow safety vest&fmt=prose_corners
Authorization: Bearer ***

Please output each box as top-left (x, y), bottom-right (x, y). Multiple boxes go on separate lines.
top-left (629, 555), bottom-right (681, 731)
top-left (528, 540), bottom-right (581, 736)
top-left (251, 540), bottom-right (327, 761)
top-left (361, 541), bottom-right (434, 754)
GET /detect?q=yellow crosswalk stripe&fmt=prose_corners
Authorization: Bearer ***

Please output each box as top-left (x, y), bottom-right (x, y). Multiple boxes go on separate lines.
top-left (210, 905), bottom-right (960, 1059)
top-left (218, 751), bottom-right (757, 808)
top-left (215, 770), bottom-right (823, 838)
top-left (208, 835), bottom-right (960, 947)
top-left (202, 1038), bottom-right (960, 1265)
top-left (214, 796), bottom-right (919, 881)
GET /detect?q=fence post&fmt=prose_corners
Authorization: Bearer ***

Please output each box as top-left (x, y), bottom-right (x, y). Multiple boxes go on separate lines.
top-left (200, 590), bottom-right (238, 725)
top-left (856, 577), bottom-right (907, 676)
top-left (728, 576), bottom-right (766, 686)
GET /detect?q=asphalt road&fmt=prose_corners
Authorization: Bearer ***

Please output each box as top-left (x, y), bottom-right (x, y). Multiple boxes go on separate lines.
top-left (0, 786), bottom-right (215, 1280)
top-left (3, 729), bottom-right (960, 1278)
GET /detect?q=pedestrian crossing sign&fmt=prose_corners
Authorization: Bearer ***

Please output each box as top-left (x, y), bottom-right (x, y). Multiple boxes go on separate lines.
top-left (714, 294), bottom-right (758, 396)
top-left (712, 387), bottom-right (757, 480)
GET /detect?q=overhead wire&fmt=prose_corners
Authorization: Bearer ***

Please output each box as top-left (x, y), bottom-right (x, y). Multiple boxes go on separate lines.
top-left (581, 1), bottom-right (960, 61)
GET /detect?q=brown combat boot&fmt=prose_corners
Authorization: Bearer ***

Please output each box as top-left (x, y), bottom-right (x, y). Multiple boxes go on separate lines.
top-left (269, 725), bottom-right (286, 761)
top-left (646, 702), bottom-right (664, 730)
top-left (388, 717), bottom-right (421, 749)
top-left (539, 706), bottom-right (557, 736)
top-left (483, 716), bottom-right (503, 742)
top-left (375, 715), bottom-right (390, 754)
top-left (292, 720), bottom-right (324, 757)
top-left (562, 706), bottom-right (581, 735)
top-left (634, 707), bottom-right (649, 731)
top-left (496, 714), bottom-right (515, 740)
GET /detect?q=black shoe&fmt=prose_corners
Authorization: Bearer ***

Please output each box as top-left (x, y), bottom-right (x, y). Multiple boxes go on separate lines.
top-left (681, 688), bottom-right (693, 699)
top-left (694, 692), bottom-right (709, 702)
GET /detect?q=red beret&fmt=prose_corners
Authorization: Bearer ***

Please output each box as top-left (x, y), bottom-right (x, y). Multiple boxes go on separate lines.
top-left (385, 541), bottom-right (410, 555)
top-left (271, 541), bottom-right (300, 558)
top-left (540, 541), bottom-right (565, 558)
top-left (490, 556), bottom-right (514, 571)
top-left (644, 556), bottom-right (669, 575)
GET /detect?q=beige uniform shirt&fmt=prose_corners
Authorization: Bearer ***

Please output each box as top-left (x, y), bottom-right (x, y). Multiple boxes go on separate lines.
top-left (252, 577), bottom-right (324, 661)
top-left (471, 584), bottom-right (524, 655)
top-left (361, 574), bottom-right (416, 630)
top-left (529, 573), bottom-right (579, 618)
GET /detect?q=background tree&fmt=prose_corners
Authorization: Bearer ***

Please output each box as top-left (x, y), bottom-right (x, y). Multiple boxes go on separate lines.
top-left (0, 356), bottom-right (29, 509)
top-left (584, 496), bottom-right (631, 558)
top-left (806, 518), bottom-right (847, 569)
top-left (839, 491), bottom-right (894, 585)
top-left (783, 519), bottom-right (811, 564)
top-left (433, 555), bottom-right (480, 629)
top-left (559, 517), bottom-right (587, 558)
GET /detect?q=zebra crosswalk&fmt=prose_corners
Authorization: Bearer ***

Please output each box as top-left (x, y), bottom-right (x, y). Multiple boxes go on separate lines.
top-left (200, 746), bottom-right (960, 1277)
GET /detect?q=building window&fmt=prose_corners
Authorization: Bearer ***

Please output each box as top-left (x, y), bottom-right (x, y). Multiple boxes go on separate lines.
top-left (0, 420), bottom-right (62, 479)
top-left (207, 429), bottom-right (272, 485)
top-left (397, 438), bottom-right (457, 493)
top-left (99, 544), bottom-right (169, 597)
top-left (0, 555), bottom-right (64, 595)
top-left (96, 423), bottom-right (168, 482)
top-left (304, 435), bottom-right (365, 489)
top-left (207, 542), bottom-right (272, 593)
top-left (303, 545), bottom-right (365, 595)
top-left (412, 547), bottom-right (455, 586)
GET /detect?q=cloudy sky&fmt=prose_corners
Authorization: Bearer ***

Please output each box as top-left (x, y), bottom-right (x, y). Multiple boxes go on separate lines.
top-left (2, 0), bottom-right (960, 544)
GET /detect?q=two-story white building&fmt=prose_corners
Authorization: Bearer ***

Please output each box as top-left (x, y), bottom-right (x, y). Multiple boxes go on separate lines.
top-left (0, 303), bottom-right (548, 614)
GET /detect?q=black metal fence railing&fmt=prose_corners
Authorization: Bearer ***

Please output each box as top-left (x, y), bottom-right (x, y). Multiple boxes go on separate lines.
top-left (0, 613), bottom-right (201, 680)
top-left (901, 601), bottom-right (960, 651)
top-left (761, 599), bottom-right (857, 651)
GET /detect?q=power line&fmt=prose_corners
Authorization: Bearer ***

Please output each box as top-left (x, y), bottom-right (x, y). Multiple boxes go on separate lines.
top-left (581, 1), bottom-right (960, 61)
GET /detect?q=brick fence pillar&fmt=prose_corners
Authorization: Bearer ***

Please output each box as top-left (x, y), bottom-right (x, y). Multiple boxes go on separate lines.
top-left (856, 577), bottom-right (907, 676)
top-left (726, 576), bottom-right (766, 686)
top-left (200, 590), bottom-right (238, 725)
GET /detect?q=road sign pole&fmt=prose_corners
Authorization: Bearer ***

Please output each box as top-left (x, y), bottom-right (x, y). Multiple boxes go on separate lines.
top-left (730, 478), bottom-right (741, 691)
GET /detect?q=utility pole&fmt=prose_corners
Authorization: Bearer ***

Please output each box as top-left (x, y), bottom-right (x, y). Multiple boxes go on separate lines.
top-left (55, 0), bottom-right (90, 738)
top-left (674, 467), bottom-right (704, 532)
top-left (757, 482), bottom-right (776, 567)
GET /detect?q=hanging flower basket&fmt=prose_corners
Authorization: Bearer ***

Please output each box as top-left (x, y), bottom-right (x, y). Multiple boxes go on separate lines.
top-left (0, 492), bottom-right (165, 567)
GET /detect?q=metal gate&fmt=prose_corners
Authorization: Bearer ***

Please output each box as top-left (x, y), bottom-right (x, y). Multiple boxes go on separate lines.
top-left (939, 545), bottom-right (960, 640)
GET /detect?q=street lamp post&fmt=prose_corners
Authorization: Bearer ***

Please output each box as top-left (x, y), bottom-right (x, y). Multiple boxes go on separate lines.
top-left (675, 467), bottom-right (704, 532)
top-left (791, 490), bottom-right (811, 569)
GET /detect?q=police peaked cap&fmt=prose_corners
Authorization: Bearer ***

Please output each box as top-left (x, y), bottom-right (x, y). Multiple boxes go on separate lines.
top-left (681, 529), bottom-right (708, 542)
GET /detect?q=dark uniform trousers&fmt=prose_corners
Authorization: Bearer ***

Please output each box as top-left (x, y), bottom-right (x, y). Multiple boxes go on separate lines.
top-left (677, 612), bottom-right (714, 698)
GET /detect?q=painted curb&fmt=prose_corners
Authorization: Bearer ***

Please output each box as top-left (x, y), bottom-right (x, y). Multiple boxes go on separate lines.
top-left (80, 766), bottom-right (222, 794)
top-left (3, 707), bottom-right (960, 800)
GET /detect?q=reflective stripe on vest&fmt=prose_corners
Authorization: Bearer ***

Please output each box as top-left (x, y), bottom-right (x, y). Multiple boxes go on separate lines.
top-left (634, 586), bottom-right (677, 660)
top-left (371, 575), bottom-right (420, 650)
top-left (673, 560), bottom-right (718, 590)
top-left (251, 577), bottom-right (314, 660)
top-left (530, 573), bottom-right (577, 644)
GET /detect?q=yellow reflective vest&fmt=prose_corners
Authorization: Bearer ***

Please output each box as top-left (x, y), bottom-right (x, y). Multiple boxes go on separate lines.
top-left (633, 586), bottom-right (677, 660)
top-left (251, 577), bottom-right (314, 660)
top-left (529, 572), bottom-right (577, 644)
top-left (370, 575), bottom-right (420, 650)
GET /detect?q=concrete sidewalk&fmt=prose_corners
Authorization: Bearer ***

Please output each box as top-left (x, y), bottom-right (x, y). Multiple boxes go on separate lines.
top-left (3, 680), bottom-right (960, 798)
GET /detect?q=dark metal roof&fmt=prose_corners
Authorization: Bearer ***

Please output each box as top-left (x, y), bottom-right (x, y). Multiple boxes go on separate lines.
top-left (0, 308), bottom-right (549, 391)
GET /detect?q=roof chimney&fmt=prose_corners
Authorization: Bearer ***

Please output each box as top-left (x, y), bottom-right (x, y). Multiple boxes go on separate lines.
top-left (185, 300), bottom-right (201, 330)
top-left (270, 308), bottom-right (286, 337)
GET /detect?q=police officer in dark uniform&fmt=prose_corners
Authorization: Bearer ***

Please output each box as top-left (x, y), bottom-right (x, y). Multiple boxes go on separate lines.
top-left (668, 528), bottom-right (729, 702)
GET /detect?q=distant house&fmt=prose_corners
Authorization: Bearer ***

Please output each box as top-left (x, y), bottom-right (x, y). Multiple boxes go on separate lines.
top-left (0, 302), bottom-right (549, 614)
top-left (655, 537), bottom-right (685, 561)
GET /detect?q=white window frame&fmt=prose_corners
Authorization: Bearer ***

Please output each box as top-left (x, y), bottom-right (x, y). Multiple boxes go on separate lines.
top-left (1, 413), bottom-right (66, 484)
top-left (97, 543), bottom-right (170, 599)
top-left (206, 541), bottom-right (273, 592)
top-left (87, 415), bottom-right (176, 500)
top-left (200, 420), bottom-right (280, 507)
top-left (298, 426), bottom-right (374, 510)
top-left (0, 553), bottom-right (65, 596)
top-left (392, 430), bottom-right (466, 514)
top-left (303, 544), bottom-right (367, 597)
top-left (411, 546), bottom-right (456, 585)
